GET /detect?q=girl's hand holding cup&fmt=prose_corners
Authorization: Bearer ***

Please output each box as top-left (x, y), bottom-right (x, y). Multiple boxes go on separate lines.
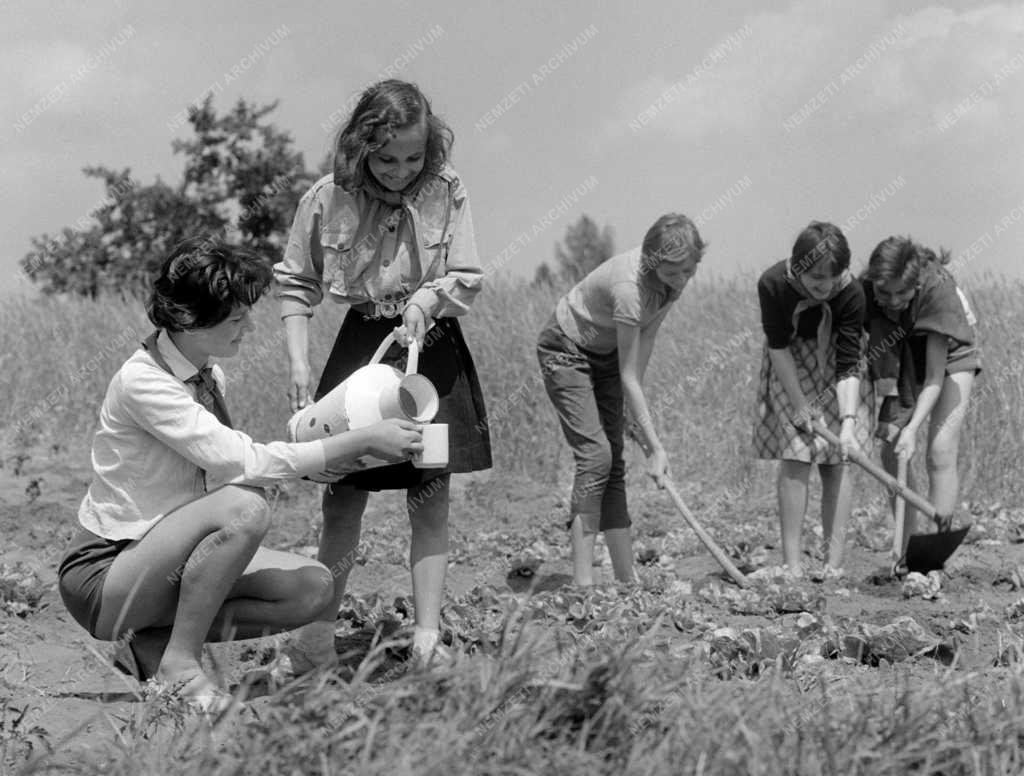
top-left (364, 418), bottom-right (424, 462)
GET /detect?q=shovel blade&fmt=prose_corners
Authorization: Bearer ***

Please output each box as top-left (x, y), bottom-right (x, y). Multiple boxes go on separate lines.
top-left (905, 526), bottom-right (970, 574)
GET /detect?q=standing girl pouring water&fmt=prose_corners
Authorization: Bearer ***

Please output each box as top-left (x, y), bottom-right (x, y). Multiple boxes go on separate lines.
top-left (274, 80), bottom-right (491, 670)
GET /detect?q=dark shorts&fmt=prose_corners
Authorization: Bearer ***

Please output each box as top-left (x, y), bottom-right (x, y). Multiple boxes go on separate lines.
top-left (316, 310), bottom-right (492, 491)
top-left (58, 527), bottom-right (132, 638)
top-left (875, 359), bottom-right (982, 442)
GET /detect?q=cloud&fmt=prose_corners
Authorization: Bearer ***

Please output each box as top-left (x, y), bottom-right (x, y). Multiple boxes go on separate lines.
top-left (604, 2), bottom-right (1024, 145)
top-left (4, 33), bottom-right (146, 132)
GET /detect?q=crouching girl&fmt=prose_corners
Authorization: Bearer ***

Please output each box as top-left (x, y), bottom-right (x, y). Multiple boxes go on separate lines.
top-left (58, 237), bottom-right (421, 712)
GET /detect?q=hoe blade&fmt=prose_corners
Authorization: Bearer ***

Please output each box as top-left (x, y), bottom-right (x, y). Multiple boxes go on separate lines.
top-left (905, 526), bottom-right (970, 574)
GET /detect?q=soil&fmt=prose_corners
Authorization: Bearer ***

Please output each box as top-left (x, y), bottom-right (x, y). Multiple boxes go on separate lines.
top-left (2, 439), bottom-right (1023, 759)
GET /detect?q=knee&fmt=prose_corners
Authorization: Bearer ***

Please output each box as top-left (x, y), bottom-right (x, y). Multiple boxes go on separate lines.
top-left (407, 476), bottom-right (449, 519)
top-left (926, 441), bottom-right (958, 473)
top-left (578, 441), bottom-right (613, 479)
top-left (223, 485), bottom-right (271, 541)
top-left (778, 460), bottom-right (810, 484)
top-left (272, 563), bottom-right (334, 623)
top-left (294, 564), bottom-right (335, 620)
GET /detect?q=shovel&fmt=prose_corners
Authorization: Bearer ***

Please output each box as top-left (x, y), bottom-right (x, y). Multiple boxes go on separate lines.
top-left (812, 420), bottom-right (969, 575)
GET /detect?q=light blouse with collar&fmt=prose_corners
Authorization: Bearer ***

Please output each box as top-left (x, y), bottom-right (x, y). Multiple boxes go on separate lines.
top-left (272, 166), bottom-right (483, 320)
top-left (77, 330), bottom-right (326, 541)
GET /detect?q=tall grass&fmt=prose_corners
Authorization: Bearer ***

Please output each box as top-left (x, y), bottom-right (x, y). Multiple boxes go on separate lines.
top-left (3, 271), bottom-right (1022, 504)
top-left (4, 273), bottom-right (1024, 774)
top-left (11, 621), bottom-right (1024, 775)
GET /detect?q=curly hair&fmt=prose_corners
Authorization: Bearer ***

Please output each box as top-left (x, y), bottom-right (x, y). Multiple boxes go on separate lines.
top-left (790, 221), bottom-right (851, 276)
top-left (864, 235), bottom-right (951, 287)
top-left (332, 79), bottom-right (453, 192)
top-left (147, 235), bottom-right (272, 331)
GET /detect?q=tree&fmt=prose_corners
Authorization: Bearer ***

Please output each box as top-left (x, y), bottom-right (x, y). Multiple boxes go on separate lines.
top-left (534, 214), bottom-right (614, 288)
top-left (21, 97), bottom-right (316, 297)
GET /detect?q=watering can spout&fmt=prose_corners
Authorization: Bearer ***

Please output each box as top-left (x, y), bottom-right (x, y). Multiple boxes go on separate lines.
top-left (374, 338), bottom-right (439, 422)
top-left (287, 331), bottom-right (440, 442)
top-left (379, 373), bottom-right (439, 422)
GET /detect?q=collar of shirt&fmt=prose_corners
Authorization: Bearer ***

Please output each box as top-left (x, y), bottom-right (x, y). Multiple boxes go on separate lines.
top-left (154, 329), bottom-right (205, 382)
top-left (151, 330), bottom-right (226, 396)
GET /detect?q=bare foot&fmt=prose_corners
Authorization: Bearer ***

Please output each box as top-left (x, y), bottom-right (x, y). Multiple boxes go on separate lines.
top-left (152, 665), bottom-right (234, 714)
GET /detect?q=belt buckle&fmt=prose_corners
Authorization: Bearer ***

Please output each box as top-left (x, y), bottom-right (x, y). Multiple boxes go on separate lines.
top-left (378, 300), bottom-right (400, 318)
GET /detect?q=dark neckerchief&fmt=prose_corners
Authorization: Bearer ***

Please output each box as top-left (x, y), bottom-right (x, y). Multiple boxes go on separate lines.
top-left (338, 169), bottom-right (451, 295)
top-left (784, 260), bottom-right (853, 360)
top-left (142, 331), bottom-right (233, 428)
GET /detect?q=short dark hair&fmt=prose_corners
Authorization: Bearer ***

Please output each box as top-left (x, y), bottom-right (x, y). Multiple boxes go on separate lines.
top-left (790, 221), bottom-right (850, 275)
top-left (147, 236), bottom-right (272, 331)
top-left (332, 79), bottom-right (453, 192)
top-left (864, 235), bottom-right (950, 287)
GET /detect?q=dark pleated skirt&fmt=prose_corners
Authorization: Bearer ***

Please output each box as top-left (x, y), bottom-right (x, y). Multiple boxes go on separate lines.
top-left (315, 310), bottom-right (492, 491)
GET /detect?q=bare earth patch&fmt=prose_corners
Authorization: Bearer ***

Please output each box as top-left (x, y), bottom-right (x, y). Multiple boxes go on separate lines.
top-left (3, 440), bottom-right (1023, 771)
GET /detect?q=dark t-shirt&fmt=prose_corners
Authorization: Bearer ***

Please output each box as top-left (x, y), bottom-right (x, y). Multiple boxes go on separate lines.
top-left (862, 260), bottom-right (979, 386)
top-left (756, 260), bottom-right (866, 378)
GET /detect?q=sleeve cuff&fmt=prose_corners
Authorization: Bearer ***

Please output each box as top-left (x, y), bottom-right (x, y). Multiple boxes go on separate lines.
top-left (294, 440), bottom-right (328, 477)
top-left (407, 288), bottom-right (440, 317)
top-left (280, 298), bottom-right (314, 319)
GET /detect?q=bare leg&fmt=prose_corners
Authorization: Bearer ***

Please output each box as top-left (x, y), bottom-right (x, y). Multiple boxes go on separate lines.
top-left (926, 371), bottom-right (975, 520)
top-left (604, 528), bottom-right (637, 583)
top-left (316, 484), bottom-right (369, 619)
top-left (408, 476), bottom-right (450, 631)
top-left (276, 483), bottom-right (368, 671)
top-left (126, 546), bottom-right (335, 678)
top-left (95, 486), bottom-right (332, 693)
top-left (819, 462), bottom-right (853, 569)
top-left (778, 460), bottom-right (811, 573)
top-left (570, 515), bottom-right (598, 587)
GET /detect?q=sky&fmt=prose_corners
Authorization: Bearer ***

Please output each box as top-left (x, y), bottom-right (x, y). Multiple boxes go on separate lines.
top-left (3, 0), bottom-right (1024, 299)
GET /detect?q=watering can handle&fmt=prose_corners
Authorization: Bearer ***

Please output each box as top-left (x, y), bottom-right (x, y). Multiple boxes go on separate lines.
top-left (367, 331), bottom-right (420, 376)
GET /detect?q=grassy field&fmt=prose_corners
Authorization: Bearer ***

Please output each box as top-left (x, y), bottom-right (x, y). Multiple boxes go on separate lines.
top-left (3, 271), bottom-right (1024, 774)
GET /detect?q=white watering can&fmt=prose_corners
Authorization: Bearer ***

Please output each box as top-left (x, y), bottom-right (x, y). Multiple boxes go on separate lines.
top-left (287, 331), bottom-right (440, 481)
